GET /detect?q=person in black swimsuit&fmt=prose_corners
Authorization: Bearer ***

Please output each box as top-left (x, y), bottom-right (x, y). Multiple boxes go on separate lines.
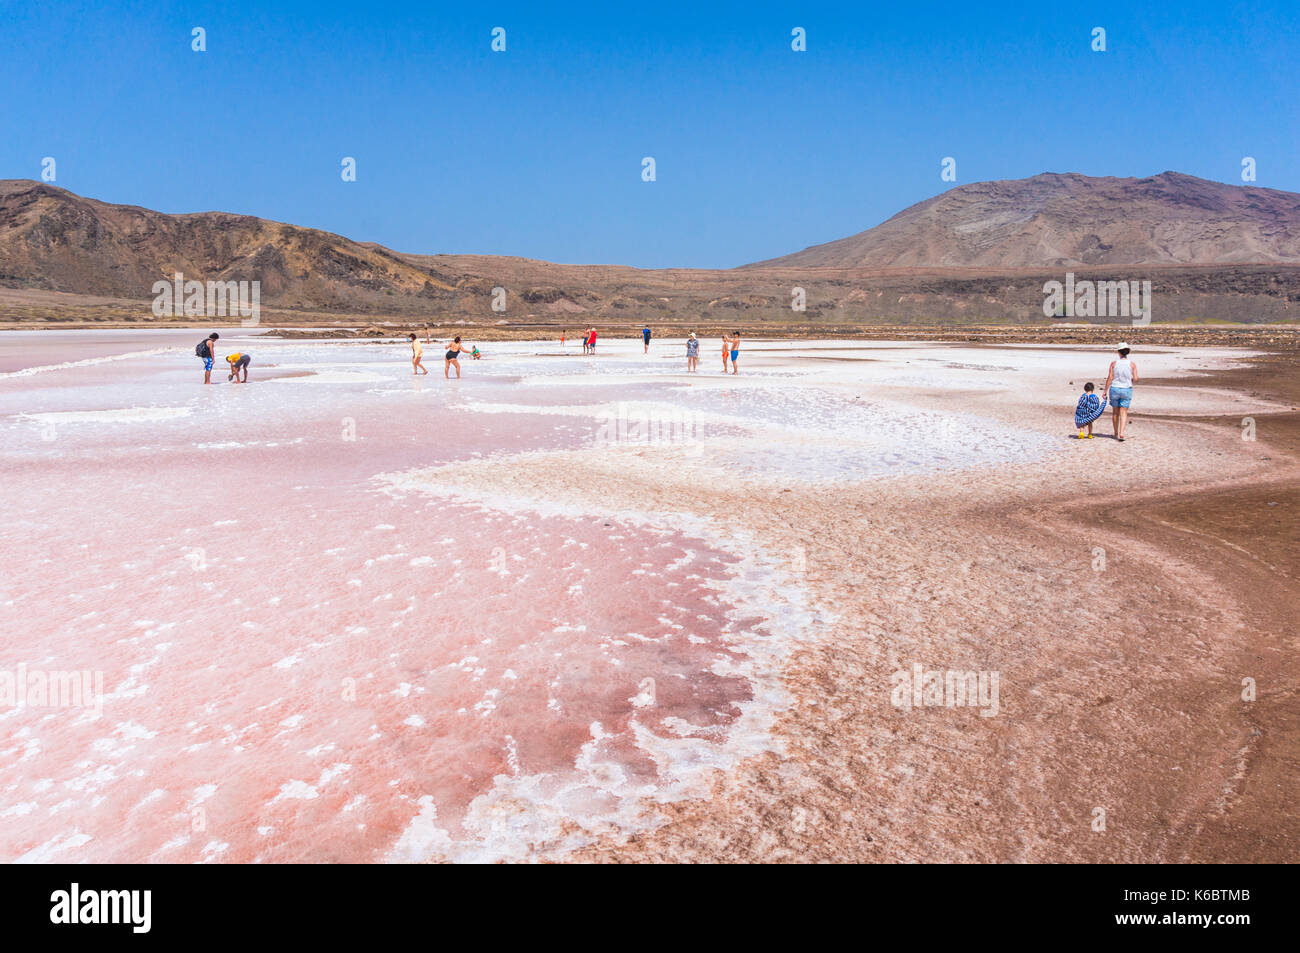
top-left (444, 336), bottom-right (470, 379)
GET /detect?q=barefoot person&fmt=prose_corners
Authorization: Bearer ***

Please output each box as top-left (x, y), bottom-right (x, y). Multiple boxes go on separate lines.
top-left (1102, 343), bottom-right (1138, 441)
top-left (196, 332), bottom-right (220, 384)
top-left (721, 333), bottom-right (731, 373)
top-left (225, 350), bottom-right (252, 383)
top-left (409, 334), bottom-right (428, 375)
top-left (729, 330), bottom-right (741, 375)
top-left (444, 336), bottom-right (470, 378)
top-left (686, 332), bottom-right (699, 373)
top-left (642, 324), bottom-right (652, 353)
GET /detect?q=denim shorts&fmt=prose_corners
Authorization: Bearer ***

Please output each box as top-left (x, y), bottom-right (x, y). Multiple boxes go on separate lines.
top-left (1109, 386), bottom-right (1132, 408)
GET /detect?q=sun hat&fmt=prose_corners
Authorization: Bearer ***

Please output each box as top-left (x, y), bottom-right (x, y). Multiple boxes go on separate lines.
top-left (1116, 341), bottom-right (1130, 350)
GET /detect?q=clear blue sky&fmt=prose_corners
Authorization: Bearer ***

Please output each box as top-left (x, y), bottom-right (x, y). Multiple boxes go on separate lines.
top-left (2, 0), bottom-right (1296, 268)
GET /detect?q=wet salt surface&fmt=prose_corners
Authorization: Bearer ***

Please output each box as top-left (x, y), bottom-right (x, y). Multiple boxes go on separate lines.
top-left (1, 484), bottom-right (777, 862)
top-left (0, 331), bottom-right (1256, 861)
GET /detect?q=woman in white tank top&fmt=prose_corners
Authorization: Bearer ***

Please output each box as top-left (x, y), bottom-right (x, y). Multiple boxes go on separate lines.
top-left (1111, 357), bottom-right (1134, 388)
top-left (1102, 343), bottom-right (1138, 441)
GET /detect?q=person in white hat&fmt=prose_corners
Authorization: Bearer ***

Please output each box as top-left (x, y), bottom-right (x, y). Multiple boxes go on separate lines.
top-left (1102, 342), bottom-right (1138, 441)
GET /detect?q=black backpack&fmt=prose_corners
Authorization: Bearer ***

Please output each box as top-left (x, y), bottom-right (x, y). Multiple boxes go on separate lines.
top-left (195, 340), bottom-right (210, 359)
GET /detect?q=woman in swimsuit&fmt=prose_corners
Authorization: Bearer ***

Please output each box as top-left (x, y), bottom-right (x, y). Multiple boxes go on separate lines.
top-left (444, 336), bottom-right (470, 379)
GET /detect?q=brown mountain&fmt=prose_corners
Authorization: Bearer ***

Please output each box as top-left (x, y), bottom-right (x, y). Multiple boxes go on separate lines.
top-left (0, 179), bottom-right (459, 310)
top-left (751, 172), bottom-right (1300, 269)
top-left (1, 174), bottom-right (1298, 326)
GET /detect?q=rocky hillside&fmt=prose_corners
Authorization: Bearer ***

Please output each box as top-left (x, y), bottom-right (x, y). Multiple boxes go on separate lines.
top-left (752, 172), bottom-right (1300, 269)
top-left (2, 175), bottom-right (1297, 325)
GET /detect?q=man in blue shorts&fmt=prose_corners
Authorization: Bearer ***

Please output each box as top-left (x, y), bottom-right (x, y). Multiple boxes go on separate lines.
top-left (198, 333), bottom-right (219, 384)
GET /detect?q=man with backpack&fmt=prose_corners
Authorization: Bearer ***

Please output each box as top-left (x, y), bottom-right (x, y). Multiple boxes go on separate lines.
top-left (196, 333), bottom-right (219, 384)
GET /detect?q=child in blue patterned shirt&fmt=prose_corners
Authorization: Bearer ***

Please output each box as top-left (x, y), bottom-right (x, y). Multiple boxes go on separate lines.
top-left (1074, 382), bottom-right (1105, 439)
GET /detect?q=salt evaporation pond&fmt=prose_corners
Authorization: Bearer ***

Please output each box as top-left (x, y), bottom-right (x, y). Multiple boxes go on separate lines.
top-left (1, 329), bottom-right (1148, 861)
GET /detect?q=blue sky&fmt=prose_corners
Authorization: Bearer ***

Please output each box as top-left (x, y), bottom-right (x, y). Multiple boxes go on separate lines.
top-left (2, 0), bottom-right (1296, 267)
